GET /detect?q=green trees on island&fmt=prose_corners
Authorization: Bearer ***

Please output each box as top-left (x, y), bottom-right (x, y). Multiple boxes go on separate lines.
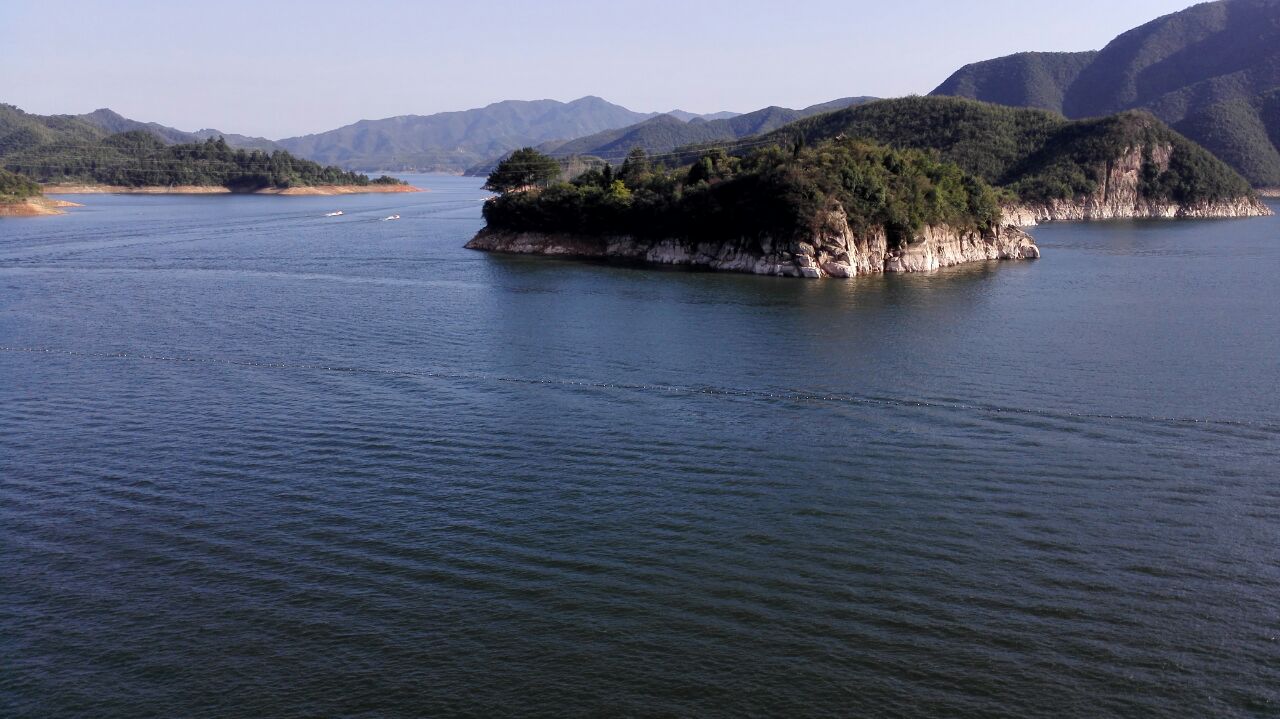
top-left (484, 97), bottom-right (1260, 250)
top-left (484, 139), bottom-right (1002, 250)
top-left (0, 168), bottom-right (41, 201)
top-left (485, 98), bottom-right (1257, 251)
top-left (483, 148), bottom-right (563, 193)
top-left (3, 132), bottom-right (404, 189)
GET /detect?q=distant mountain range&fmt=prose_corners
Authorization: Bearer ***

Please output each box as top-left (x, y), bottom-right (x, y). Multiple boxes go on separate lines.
top-left (271, 97), bottom-right (742, 172)
top-left (7, 0), bottom-right (1278, 186)
top-left (1, 98), bottom-right (747, 175)
top-left (931, 0), bottom-right (1280, 186)
top-left (76, 109), bottom-right (284, 152)
top-left (527, 97), bottom-right (878, 166)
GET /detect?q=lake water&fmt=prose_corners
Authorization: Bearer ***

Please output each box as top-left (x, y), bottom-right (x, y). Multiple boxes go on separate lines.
top-left (2, 177), bottom-right (1277, 718)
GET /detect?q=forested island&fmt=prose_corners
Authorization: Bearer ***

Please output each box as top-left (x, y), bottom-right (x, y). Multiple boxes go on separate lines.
top-left (468, 98), bottom-right (1270, 279)
top-left (3, 131), bottom-right (417, 195)
top-left (470, 140), bottom-right (1039, 278)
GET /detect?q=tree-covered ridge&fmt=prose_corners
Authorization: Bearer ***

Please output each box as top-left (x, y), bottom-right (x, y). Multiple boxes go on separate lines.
top-left (1173, 89), bottom-right (1280, 187)
top-left (0, 168), bottom-right (41, 201)
top-left (483, 141), bottom-right (1002, 250)
top-left (933, 52), bottom-right (1100, 114)
top-left (277, 96), bottom-right (656, 173)
top-left (0, 104), bottom-right (105, 158)
top-left (1061, 0), bottom-right (1280, 120)
top-left (929, 0), bottom-right (1280, 186)
top-left (766, 97), bottom-right (1255, 205)
top-left (4, 132), bottom-right (403, 189)
top-left (77, 108), bottom-right (283, 153)
top-left (0, 103), bottom-right (279, 157)
top-left (469, 98), bottom-right (879, 176)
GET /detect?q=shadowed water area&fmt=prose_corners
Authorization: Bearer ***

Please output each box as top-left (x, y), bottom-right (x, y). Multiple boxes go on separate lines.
top-left (2, 177), bottom-right (1277, 718)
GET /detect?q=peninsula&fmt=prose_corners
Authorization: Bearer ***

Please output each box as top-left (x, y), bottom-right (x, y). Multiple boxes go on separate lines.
top-left (5, 132), bottom-right (420, 196)
top-left (0, 168), bottom-right (80, 216)
top-left (767, 98), bottom-right (1271, 225)
top-left (40, 183), bottom-right (420, 196)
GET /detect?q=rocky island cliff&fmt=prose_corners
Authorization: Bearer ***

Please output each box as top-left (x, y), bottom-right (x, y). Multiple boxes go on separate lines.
top-left (470, 140), bottom-right (1041, 279)
top-left (468, 212), bottom-right (1039, 279)
top-left (468, 99), bottom-right (1269, 279)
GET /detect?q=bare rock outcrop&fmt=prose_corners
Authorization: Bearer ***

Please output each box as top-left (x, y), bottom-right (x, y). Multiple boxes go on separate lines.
top-left (467, 209), bottom-right (1039, 280)
top-left (1002, 143), bottom-right (1273, 225)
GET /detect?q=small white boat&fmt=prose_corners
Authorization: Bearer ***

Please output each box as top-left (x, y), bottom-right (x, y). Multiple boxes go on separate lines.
top-left (382, 214), bottom-right (401, 221)
top-left (324, 211), bottom-right (344, 217)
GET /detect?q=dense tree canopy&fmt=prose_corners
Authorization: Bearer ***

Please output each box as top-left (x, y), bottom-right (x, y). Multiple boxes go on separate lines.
top-left (929, 0), bottom-right (1280, 186)
top-left (0, 167), bottom-right (41, 201)
top-left (767, 97), bottom-right (1255, 204)
top-left (1173, 91), bottom-right (1280, 188)
top-left (484, 148), bottom-right (563, 193)
top-left (484, 137), bottom-right (1002, 250)
top-left (3, 132), bottom-right (403, 189)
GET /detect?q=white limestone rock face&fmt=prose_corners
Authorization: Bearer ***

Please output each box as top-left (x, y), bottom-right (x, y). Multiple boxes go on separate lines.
top-left (1001, 143), bottom-right (1274, 227)
top-left (465, 208), bottom-right (1041, 280)
top-left (468, 143), bottom-right (1270, 278)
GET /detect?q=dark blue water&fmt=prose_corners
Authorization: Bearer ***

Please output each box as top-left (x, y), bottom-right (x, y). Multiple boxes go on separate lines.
top-left (2, 178), bottom-right (1278, 718)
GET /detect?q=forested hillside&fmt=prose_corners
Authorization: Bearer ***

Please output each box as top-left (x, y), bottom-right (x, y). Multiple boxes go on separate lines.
top-left (0, 167), bottom-right (41, 201)
top-left (468, 98), bottom-right (877, 176)
top-left (4, 132), bottom-right (401, 189)
top-left (275, 96), bottom-right (658, 172)
top-left (764, 97), bottom-right (1255, 205)
top-left (930, 0), bottom-right (1280, 186)
top-left (932, 52), bottom-right (1099, 114)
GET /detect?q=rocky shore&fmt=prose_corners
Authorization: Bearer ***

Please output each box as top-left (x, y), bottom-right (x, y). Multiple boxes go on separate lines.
top-left (1000, 143), bottom-right (1273, 225)
top-left (1004, 197), bottom-right (1272, 226)
top-left (42, 184), bottom-right (423, 196)
top-left (0, 197), bottom-right (83, 217)
top-left (467, 209), bottom-right (1040, 279)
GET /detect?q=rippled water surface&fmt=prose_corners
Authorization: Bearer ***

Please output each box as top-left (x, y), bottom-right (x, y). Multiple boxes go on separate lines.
top-left (2, 178), bottom-right (1278, 718)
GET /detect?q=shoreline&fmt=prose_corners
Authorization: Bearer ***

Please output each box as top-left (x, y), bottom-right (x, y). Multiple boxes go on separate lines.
top-left (1002, 197), bottom-right (1272, 226)
top-left (42, 184), bottom-right (424, 196)
top-left (1259, 188), bottom-right (1280, 198)
top-left (467, 195), bottom-right (1271, 279)
top-left (0, 197), bottom-right (84, 217)
top-left (467, 217), bottom-right (1040, 280)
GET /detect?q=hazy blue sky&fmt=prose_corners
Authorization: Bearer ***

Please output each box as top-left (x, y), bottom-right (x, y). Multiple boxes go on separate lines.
top-left (1, 0), bottom-right (1197, 138)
